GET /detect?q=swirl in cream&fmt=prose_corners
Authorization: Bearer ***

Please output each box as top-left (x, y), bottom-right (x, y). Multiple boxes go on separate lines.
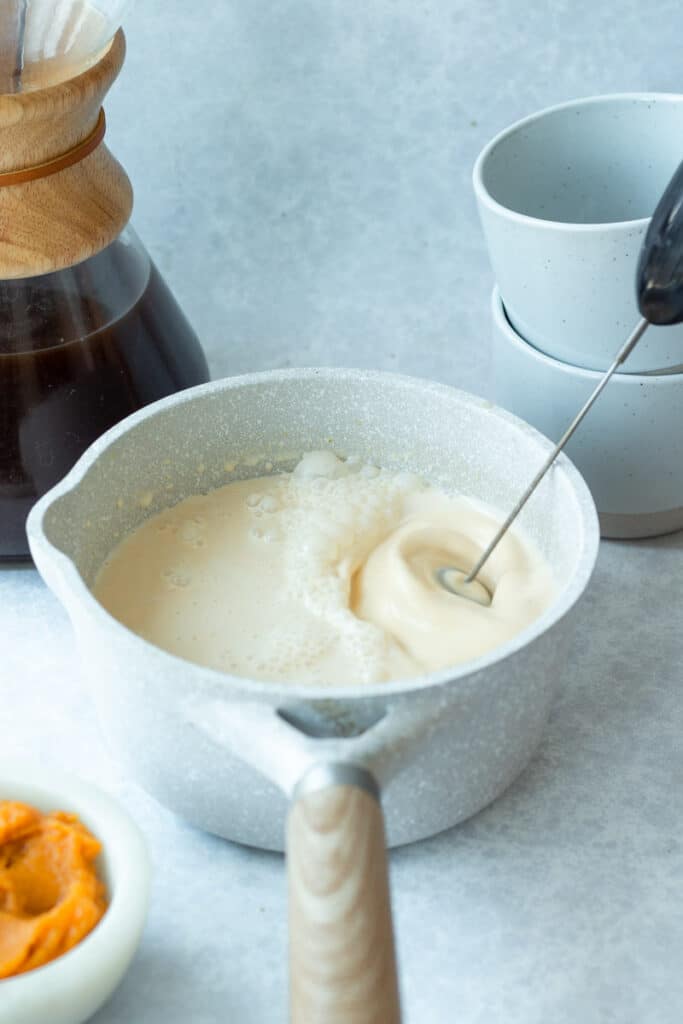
top-left (94, 452), bottom-right (555, 686)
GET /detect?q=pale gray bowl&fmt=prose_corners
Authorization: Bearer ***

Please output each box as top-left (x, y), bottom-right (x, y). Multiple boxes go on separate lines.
top-left (474, 92), bottom-right (683, 373)
top-left (491, 287), bottom-right (683, 539)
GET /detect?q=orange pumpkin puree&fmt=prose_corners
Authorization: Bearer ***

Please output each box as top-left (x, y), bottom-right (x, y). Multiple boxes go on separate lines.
top-left (0, 801), bottom-right (108, 979)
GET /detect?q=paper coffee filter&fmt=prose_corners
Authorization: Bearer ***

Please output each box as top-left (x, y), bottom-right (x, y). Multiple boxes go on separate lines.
top-left (0, 0), bottom-right (130, 93)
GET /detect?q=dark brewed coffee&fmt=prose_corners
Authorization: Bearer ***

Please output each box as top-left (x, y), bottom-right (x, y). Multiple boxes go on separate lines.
top-left (0, 260), bottom-right (209, 560)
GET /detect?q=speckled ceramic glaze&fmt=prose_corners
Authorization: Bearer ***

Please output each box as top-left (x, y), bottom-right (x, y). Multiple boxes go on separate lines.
top-left (491, 288), bottom-right (683, 539)
top-left (474, 93), bottom-right (683, 374)
top-left (27, 370), bottom-right (599, 851)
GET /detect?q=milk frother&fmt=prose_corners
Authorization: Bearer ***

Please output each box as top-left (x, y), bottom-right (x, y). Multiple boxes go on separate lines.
top-left (440, 158), bottom-right (683, 603)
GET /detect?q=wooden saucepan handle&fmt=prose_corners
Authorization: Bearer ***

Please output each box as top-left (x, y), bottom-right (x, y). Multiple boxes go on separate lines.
top-left (287, 763), bottom-right (401, 1024)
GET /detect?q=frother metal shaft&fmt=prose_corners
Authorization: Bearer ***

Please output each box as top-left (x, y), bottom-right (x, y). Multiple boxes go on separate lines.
top-left (464, 316), bottom-right (649, 583)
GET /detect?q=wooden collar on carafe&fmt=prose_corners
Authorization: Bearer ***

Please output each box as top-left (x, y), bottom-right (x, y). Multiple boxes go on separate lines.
top-left (0, 30), bottom-right (133, 280)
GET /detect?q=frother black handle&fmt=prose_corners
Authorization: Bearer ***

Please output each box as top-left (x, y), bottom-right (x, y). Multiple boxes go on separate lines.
top-left (637, 159), bottom-right (683, 325)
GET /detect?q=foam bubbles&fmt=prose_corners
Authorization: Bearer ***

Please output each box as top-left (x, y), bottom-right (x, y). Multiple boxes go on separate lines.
top-left (98, 450), bottom-right (503, 687)
top-left (293, 450), bottom-right (348, 480)
top-left (161, 567), bottom-right (192, 589)
top-left (179, 520), bottom-right (205, 547)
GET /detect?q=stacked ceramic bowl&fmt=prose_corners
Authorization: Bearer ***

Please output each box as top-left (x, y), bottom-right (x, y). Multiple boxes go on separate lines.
top-left (473, 93), bottom-right (683, 539)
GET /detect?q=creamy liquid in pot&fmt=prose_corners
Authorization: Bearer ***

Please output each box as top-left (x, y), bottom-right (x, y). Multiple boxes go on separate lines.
top-left (93, 452), bottom-right (555, 686)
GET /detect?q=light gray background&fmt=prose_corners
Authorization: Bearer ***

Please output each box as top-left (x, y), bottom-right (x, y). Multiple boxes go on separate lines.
top-left (3, 1), bottom-right (683, 1021)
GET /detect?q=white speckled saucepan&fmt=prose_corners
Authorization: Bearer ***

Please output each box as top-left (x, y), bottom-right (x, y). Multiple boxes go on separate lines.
top-left (27, 369), bottom-right (599, 1023)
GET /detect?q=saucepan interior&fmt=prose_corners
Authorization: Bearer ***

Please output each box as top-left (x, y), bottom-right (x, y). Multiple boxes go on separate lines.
top-left (33, 368), bottom-right (594, 660)
top-left (28, 370), bottom-right (599, 847)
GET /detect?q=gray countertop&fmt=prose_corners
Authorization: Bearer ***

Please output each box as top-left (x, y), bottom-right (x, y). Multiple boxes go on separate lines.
top-left (2, 1), bottom-right (683, 1021)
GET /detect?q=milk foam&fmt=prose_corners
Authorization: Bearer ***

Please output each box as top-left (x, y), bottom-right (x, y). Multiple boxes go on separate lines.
top-left (93, 452), bottom-right (555, 686)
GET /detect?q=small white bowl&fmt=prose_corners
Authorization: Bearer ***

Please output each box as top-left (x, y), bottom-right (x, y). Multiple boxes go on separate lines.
top-left (474, 93), bottom-right (683, 373)
top-left (491, 286), bottom-right (683, 538)
top-left (0, 763), bottom-right (150, 1024)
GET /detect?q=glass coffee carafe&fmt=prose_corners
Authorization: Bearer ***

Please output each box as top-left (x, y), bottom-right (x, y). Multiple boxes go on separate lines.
top-left (0, 2), bottom-right (209, 559)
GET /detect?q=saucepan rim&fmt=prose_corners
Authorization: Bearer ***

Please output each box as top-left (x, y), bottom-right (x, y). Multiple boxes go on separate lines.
top-left (27, 367), bottom-right (600, 702)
